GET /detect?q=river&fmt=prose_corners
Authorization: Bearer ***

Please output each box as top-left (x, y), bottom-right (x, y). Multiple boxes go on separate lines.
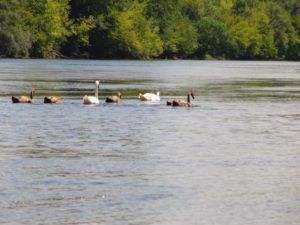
top-left (0, 59), bottom-right (300, 225)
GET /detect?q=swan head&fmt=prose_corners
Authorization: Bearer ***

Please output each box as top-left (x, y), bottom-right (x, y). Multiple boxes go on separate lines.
top-left (156, 92), bottom-right (160, 96)
top-left (30, 88), bottom-right (35, 99)
top-left (118, 92), bottom-right (122, 98)
top-left (189, 91), bottom-right (195, 99)
top-left (95, 80), bottom-right (100, 88)
top-left (139, 93), bottom-right (143, 98)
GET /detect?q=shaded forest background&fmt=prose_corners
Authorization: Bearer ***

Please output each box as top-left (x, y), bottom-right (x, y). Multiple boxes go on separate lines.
top-left (0, 0), bottom-right (299, 60)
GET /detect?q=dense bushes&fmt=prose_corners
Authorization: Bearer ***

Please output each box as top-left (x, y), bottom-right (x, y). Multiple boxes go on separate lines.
top-left (0, 0), bottom-right (299, 60)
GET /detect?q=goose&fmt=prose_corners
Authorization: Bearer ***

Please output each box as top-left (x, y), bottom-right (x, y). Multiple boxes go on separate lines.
top-left (166, 91), bottom-right (195, 107)
top-left (83, 80), bottom-right (100, 104)
top-left (106, 92), bottom-right (122, 103)
top-left (44, 96), bottom-right (63, 104)
top-left (12, 88), bottom-right (35, 103)
top-left (139, 92), bottom-right (160, 101)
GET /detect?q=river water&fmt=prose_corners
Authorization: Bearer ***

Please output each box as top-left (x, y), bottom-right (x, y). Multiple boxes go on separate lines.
top-left (0, 59), bottom-right (300, 225)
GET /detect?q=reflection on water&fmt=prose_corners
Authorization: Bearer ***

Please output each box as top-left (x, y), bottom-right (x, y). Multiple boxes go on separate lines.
top-left (0, 60), bottom-right (300, 225)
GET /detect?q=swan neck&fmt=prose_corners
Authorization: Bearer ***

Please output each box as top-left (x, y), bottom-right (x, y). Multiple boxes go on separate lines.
top-left (30, 90), bottom-right (34, 99)
top-left (187, 94), bottom-right (190, 103)
top-left (95, 83), bottom-right (99, 99)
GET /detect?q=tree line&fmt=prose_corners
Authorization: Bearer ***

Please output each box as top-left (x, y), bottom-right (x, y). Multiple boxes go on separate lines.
top-left (0, 0), bottom-right (299, 60)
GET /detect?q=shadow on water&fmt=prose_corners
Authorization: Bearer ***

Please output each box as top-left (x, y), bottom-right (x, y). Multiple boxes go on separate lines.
top-left (2, 77), bottom-right (300, 102)
top-left (203, 78), bottom-right (300, 101)
top-left (0, 78), bottom-right (160, 98)
top-left (0, 78), bottom-right (155, 84)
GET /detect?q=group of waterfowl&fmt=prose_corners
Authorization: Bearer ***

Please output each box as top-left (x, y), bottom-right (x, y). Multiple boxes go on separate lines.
top-left (11, 80), bottom-right (195, 107)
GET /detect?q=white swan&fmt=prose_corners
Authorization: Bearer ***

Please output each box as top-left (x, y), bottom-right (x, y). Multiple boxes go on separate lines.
top-left (139, 92), bottom-right (160, 101)
top-left (83, 80), bottom-right (100, 104)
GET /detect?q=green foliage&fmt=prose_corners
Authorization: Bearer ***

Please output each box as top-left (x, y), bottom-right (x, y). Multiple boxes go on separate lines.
top-left (0, 0), bottom-right (31, 57)
top-left (24, 0), bottom-right (72, 58)
top-left (72, 16), bottom-right (96, 46)
top-left (108, 1), bottom-right (163, 58)
top-left (148, 0), bottom-right (198, 58)
top-left (162, 14), bottom-right (198, 57)
top-left (196, 17), bottom-right (232, 59)
top-left (267, 2), bottom-right (293, 58)
top-left (232, 0), bottom-right (258, 16)
top-left (0, 0), bottom-right (299, 59)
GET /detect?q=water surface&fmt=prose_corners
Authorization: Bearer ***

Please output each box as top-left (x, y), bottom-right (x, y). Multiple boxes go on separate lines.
top-left (0, 60), bottom-right (300, 225)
